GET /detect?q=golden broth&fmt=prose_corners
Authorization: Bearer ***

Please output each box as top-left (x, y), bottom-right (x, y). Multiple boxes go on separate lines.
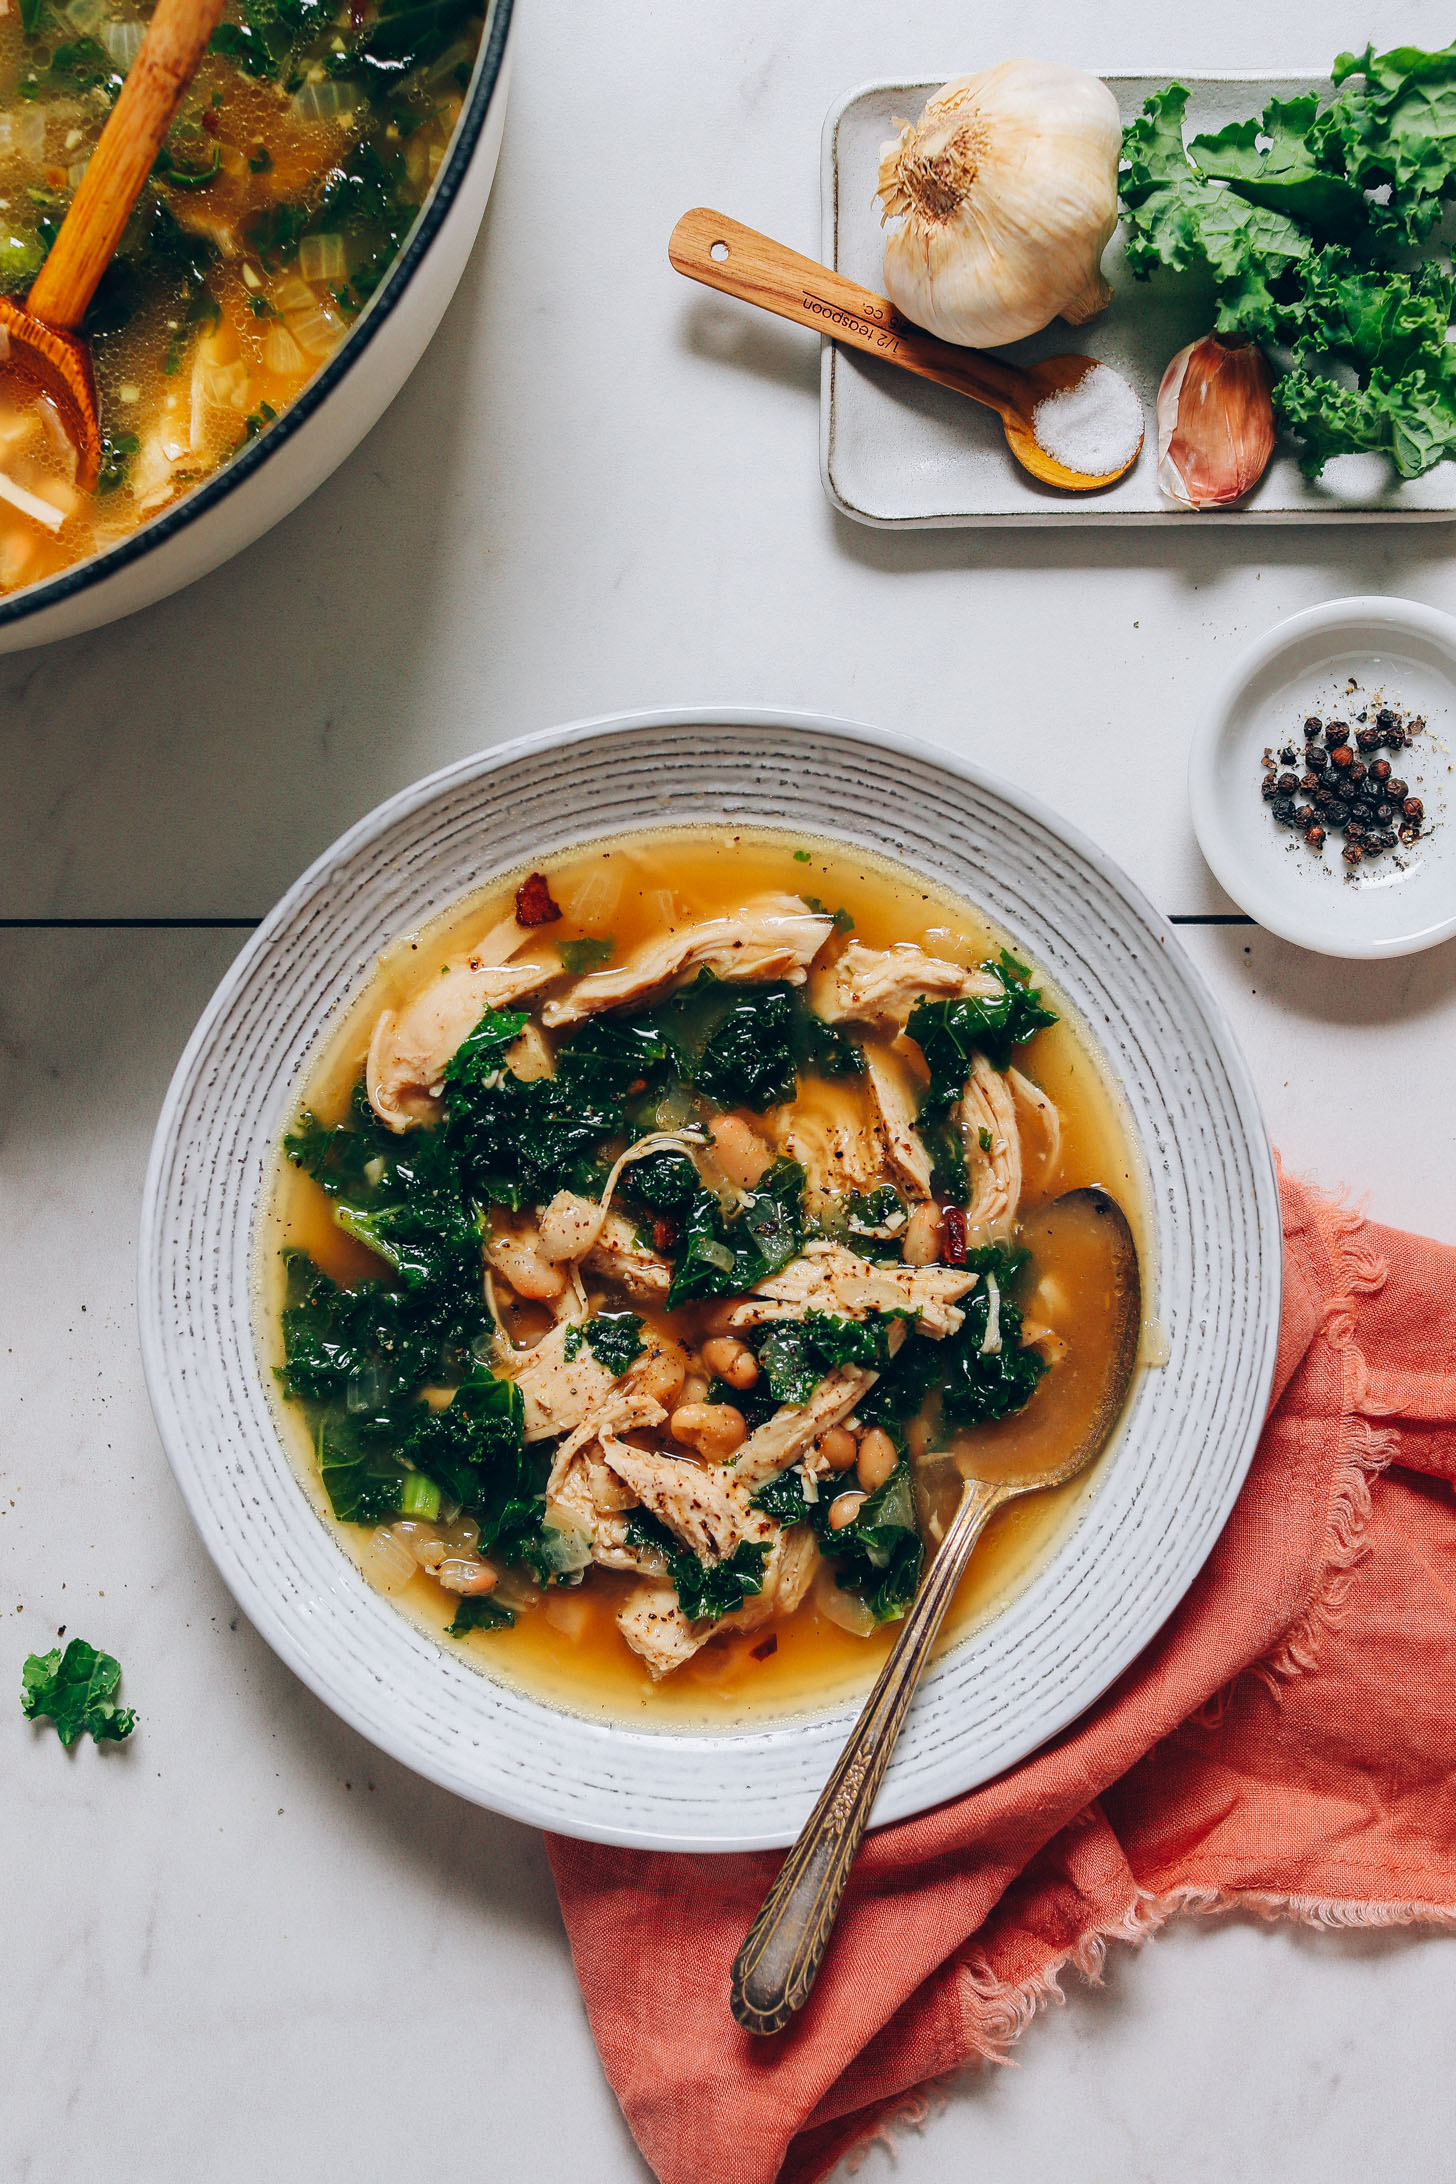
top-left (259, 826), bottom-right (1150, 1729)
top-left (0, 0), bottom-right (483, 592)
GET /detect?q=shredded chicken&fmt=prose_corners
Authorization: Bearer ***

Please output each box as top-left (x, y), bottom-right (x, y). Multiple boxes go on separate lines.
top-left (541, 895), bottom-right (834, 1028)
top-left (1009, 1067), bottom-right (1061, 1189)
top-left (815, 941), bottom-right (1003, 1032)
top-left (726, 1241), bottom-right (976, 1341)
top-left (729, 1361), bottom-right (888, 1488)
top-left (863, 1046), bottom-right (933, 1200)
top-left (542, 1389), bottom-right (671, 1571)
top-left (962, 1053), bottom-right (1022, 1241)
top-left (504, 1319), bottom-right (624, 1442)
top-left (615, 1522), bottom-right (818, 1677)
top-left (601, 1442), bottom-right (771, 1562)
top-left (584, 1209), bottom-right (675, 1301)
top-left (366, 920), bottom-right (558, 1132)
top-left (764, 1079), bottom-right (885, 1196)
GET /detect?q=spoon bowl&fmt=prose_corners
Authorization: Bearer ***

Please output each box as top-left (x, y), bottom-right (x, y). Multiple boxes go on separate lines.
top-left (668, 209), bottom-right (1144, 493)
top-left (731, 1186), bottom-right (1142, 2036)
top-left (0, 0), bottom-right (224, 488)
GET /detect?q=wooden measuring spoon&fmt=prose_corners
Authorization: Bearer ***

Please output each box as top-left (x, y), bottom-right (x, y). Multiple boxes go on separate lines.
top-left (731, 1187), bottom-right (1142, 2036)
top-left (0, 0), bottom-right (226, 489)
top-left (669, 208), bottom-right (1143, 493)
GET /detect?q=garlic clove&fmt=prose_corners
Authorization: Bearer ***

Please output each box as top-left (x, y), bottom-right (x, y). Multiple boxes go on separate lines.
top-left (1156, 333), bottom-right (1276, 511)
top-left (878, 60), bottom-right (1122, 351)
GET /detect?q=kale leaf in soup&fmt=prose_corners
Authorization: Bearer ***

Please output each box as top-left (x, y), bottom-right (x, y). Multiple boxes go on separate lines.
top-left (271, 836), bottom-right (1136, 1711)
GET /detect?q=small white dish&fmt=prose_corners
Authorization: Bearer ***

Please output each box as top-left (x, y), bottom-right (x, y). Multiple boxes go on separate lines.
top-left (1191, 596), bottom-right (1456, 959)
top-left (141, 709), bottom-right (1280, 1850)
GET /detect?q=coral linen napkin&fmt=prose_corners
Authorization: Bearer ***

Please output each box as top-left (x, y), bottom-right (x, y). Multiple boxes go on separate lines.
top-left (547, 1172), bottom-right (1456, 2184)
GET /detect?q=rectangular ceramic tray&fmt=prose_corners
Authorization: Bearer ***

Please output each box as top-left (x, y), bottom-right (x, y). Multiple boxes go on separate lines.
top-left (821, 72), bottom-right (1456, 527)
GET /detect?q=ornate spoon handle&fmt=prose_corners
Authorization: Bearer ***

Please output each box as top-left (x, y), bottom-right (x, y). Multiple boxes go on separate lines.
top-left (731, 1476), bottom-right (1005, 2035)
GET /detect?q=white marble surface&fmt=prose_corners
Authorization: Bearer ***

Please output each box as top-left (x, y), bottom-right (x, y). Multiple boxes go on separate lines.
top-left (5, 0), bottom-right (1456, 2176)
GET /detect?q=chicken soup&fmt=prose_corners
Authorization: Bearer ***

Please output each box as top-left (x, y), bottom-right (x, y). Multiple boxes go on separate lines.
top-left (0, 0), bottom-right (489, 594)
top-left (262, 830), bottom-right (1148, 1726)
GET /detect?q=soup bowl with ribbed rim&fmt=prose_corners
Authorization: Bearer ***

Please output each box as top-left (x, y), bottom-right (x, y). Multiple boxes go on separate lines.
top-left (139, 708), bottom-right (1281, 1851)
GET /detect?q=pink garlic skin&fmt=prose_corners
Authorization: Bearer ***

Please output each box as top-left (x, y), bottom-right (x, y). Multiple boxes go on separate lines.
top-left (1156, 334), bottom-right (1276, 510)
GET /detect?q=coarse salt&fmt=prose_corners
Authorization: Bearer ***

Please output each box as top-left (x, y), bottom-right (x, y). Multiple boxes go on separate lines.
top-left (1032, 364), bottom-right (1144, 478)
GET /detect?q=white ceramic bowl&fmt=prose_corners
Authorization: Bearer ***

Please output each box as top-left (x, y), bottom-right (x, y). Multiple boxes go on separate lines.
top-left (1191, 595), bottom-right (1456, 957)
top-left (140, 709), bottom-right (1281, 1850)
top-left (0, 0), bottom-right (516, 656)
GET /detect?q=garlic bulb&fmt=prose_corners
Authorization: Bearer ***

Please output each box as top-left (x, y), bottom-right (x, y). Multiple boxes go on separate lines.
top-left (1157, 334), bottom-right (1276, 510)
top-left (877, 61), bottom-right (1122, 349)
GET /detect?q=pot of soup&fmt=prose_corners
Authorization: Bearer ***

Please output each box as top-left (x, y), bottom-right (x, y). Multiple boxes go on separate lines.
top-left (0, 0), bottom-right (515, 650)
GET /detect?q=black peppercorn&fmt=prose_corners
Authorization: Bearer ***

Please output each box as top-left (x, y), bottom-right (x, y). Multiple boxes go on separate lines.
top-left (1331, 743), bottom-right (1354, 770)
top-left (1370, 758), bottom-right (1391, 785)
top-left (1326, 722), bottom-right (1350, 749)
top-left (1294, 803), bottom-right (1315, 827)
top-left (1271, 796), bottom-right (1296, 825)
top-left (1338, 777), bottom-right (1360, 802)
top-left (1279, 745), bottom-right (1296, 765)
top-left (1363, 834), bottom-right (1387, 857)
top-left (1356, 726), bottom-right (1381, 752)
top-left (1306, 824), bottom-right (1326, 851)
top-left (1299, 771), bottom-right (1318, 795)
top-left (1305, 716), bottom-right (1323, 737)
top-left (1343, 842), bottom-right (1364, 865)
top-left (1349, 760), bottom-right (1367, 785)
top-left (1277, 771), bottom-right (1299, 794)
top-left (1387, 778), bottom-right (1408, 802)
top-left (1375, 801), bottom-right (1395, 825)
top-left (1376, 708), bottom-right (1395, 732)
top-left (1403, 796), bottom-right (1425, 822)
top-left (1309, 746), bottom-right (1329, 772)
top-left (1359, 778), bottom-right (1381, 803)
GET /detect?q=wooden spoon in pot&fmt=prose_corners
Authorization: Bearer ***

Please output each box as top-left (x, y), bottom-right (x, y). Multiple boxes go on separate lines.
top-left (669, 208), bottom-right (1143, 493)
top-left (0, 0), bottom-right (226, 489)
top-left (731, 1187), bottom-right (1142, 2037)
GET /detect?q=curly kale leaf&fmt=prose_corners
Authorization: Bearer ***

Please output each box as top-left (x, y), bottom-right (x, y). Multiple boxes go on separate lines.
top-left (621, 1149), bottom-right (699, 1211)
top-left (623, 1512), bottom-right (769, 1624)
top-left (22, 1640), bottom-right (136, 1747)
top-left (1190, 96), bottom-right (1369, 239)
top-left (1322, 40), bottom-right (1456, 243)
top-left (316, 1414), bottom-right (408, 1524)
top-left (750, 1465), bottom-right (812, 1525)
top-left (580, 1312), bottom-right (645, 1377)
top-left (754, 1311), bottom-right (907, 1405)
top-left (815, 1458), bottom-right (923, 1623)
top-left (909, 951), bottom-right (1057, 1118)
top-left (694, 985), bottom-right (798, 1111)
top-left (667, 1159), bottom-right (806, 1307)
top-left (445, 1596), bottom-right (514, 1637)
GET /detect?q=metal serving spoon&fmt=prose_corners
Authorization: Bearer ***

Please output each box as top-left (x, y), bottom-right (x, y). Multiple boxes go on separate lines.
top-left (731, 1186), bottom-right (1142, 2036)
top-left (668, 208), bottom-right (1144, 494)
top-left (0, 0), bottom-right (225, 488)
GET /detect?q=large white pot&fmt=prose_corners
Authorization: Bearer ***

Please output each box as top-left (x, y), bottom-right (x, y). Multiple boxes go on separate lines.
top-left (0, 0), bottom-right (516, 654)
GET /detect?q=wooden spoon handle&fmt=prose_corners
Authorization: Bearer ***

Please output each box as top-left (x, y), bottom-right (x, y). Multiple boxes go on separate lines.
top-left (730, 1476), bottom-right (1006, 2036)
top-left (28, 0), bottom-right (227, 330)
top-left (668, 207), bottom-right (1026, 421)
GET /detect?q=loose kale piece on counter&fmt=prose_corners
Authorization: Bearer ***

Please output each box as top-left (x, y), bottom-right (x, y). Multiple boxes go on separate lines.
top-left (22, 1639), bottom-right (136, 1748)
